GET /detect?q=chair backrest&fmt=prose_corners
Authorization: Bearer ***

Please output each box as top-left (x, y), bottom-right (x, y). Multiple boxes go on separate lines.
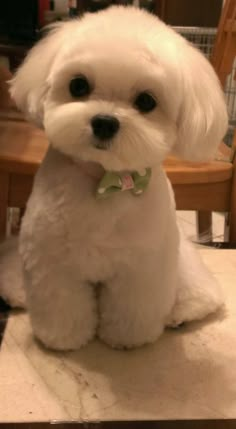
top-left (211, 0), bottom-right (236, 86)
top-left (0, 65), bottom-right (24, 121)
top-left (0, 65), bottom-right (14, 109)
top-left (211, 0), bottom-right (236, 161)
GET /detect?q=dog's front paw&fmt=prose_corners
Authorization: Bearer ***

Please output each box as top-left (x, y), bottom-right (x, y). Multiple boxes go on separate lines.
top-left (98, 323), bottom-right (163, 349)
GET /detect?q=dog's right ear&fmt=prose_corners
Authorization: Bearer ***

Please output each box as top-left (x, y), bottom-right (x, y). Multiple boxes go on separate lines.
top-left (10, 22), bottom-right (70, 127)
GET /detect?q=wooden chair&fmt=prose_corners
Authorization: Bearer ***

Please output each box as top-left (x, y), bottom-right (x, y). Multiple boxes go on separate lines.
top-left (164, 0), bottom-right (236, 243)
top-left (164, 140), bottom-right (236, 242)
top-left (0, 117), bottom-right (48, 237)
top-left (0, 0), bottom-right (236, 241)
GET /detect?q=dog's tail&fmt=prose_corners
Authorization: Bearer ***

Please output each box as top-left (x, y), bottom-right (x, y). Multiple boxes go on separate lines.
top-left (0, 238), bottom-right (26, 308)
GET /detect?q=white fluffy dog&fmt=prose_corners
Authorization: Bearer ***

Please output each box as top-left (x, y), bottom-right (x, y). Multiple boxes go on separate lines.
top-left (0, 6), bottom-right (228, 350)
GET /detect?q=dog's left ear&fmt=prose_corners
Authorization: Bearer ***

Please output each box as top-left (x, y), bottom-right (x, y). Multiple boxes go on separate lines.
top-left (173, 44), bottom-right (228, 161)
top-left (9, 21), bottom-right (72, 127)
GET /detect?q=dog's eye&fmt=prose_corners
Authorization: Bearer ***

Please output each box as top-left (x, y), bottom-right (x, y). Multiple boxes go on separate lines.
top-left (134, 92), bottom-right (157, 113)
top-left (69, 76), bottom-right (91, 98)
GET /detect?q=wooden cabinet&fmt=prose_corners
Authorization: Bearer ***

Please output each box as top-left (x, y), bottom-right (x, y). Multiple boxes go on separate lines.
top-left (152, 0), bottom-right (222, 27)
top-left (77, 0), bottom-right (223, 27)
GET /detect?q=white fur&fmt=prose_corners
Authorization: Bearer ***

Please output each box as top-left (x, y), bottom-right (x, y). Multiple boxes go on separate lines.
top-left (0, 6), bottom-right (227, 350)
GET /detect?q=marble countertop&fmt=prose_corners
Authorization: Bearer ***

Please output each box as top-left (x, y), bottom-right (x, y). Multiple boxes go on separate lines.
top-left (0, 248), bottom-right (236, 424)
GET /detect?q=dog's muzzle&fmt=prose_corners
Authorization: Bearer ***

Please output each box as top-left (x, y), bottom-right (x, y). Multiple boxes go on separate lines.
top-left (91, 114), bottom-right (120, 149)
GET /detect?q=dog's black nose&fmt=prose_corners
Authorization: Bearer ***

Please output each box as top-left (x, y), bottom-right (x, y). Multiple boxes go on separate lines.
top-left (91, 115), bottom-right (120, 143)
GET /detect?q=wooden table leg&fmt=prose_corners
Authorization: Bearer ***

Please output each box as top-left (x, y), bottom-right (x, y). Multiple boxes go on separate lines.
top-left (197, 211), bottom-right (213, 243)
top-left (229, 162), bottom-right (236, 243)
top-left (0, 172), bottom-right (9, 239)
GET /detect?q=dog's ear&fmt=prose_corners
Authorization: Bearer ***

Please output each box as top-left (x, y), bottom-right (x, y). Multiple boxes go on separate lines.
top-left (10, 22), bottom-right (70, 127)
top-left (173, 44), bottom-right (228, 161)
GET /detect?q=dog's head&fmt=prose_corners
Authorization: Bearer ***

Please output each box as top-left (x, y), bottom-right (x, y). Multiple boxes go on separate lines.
top-left (10, 6), bottom-right (228, 171)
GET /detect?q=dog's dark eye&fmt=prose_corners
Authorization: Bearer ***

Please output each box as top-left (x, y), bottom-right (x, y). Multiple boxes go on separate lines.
top-left (69, 76), bottom-right (91, 98)
top-left (134, 92), bottom-right (157, 113)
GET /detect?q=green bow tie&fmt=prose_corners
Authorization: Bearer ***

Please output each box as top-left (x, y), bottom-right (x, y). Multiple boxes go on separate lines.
top-left (96, 168), bottom-right (151, 199)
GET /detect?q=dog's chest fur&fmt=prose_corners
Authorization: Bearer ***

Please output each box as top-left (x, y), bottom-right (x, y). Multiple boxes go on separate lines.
top-left (20, 148), bottom-right (177, 282)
